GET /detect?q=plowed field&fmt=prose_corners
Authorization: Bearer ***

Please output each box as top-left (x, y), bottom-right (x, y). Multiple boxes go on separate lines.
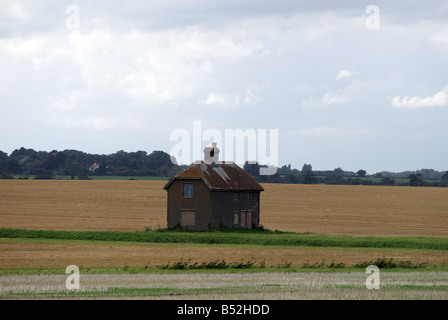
top-left (1, 180), bottom-right (447, 237)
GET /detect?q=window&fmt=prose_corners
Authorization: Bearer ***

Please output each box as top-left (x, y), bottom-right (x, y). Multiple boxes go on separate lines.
top-left (234, 212), bottom-right (239, 225)
top-left (248, 192), bottom-right (255, 201)
top-left (181, 210), bottom-right (195, 226)
top-left (183, 183), bottom-right (193, 198)
top-left (234, 192), bottom-right (240, 201)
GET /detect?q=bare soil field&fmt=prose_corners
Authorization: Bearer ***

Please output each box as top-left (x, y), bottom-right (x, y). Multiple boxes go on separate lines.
top-left (0, 180), bottom-right (166, 232)
top-left (1, 180), bottom-right (447, 237)
top-left (262, 183), bottom-right (448, 237)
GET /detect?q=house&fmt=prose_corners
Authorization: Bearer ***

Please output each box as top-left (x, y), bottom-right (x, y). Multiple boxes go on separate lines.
top-left (163, 143), bottom-right (264, 230)
top-left (89, 162), bottom-right (100, 172)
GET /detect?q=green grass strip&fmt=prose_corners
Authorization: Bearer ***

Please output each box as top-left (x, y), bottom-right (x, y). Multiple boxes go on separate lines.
top-left (0, 286), bottom-right (242, 298)
top-left (0, 228), bottom-right (447, 251)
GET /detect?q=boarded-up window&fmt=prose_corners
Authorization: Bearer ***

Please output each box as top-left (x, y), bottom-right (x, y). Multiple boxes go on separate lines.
top-left (183, 183), bottom-right (193, 198)
top-left (181, 210), bottom-right (195, 226)
top-left (234, 212), bottom-right (239, 225)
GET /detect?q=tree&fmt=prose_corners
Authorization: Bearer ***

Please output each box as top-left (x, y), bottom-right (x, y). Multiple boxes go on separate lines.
top-left (333, 167), bottom-right (344, 176)
top-left (373, 172), bottom-right (383, 178)
top-left (303, 171), bottom-right (316, 184)
top-left (56, 152), bottom-right (67, 168)
top-left (147, 150), bottom-right (174, 168)
top-left (356, 169), bottom-right (367, 177)
top-left (381, 177), bottom-right (395, 186)
top-left (324, 172), bottom-right (345, 185)
top-left (409, 173), bottom-right (424, 186)
top-left (281, 171), bottom-right (297, 184)
top-left (9, 147), bottom-right (39, 174)
top-left (0, 151), bottom-right (9, 172)
top-left (64, 159), bottom-right (83, 180)
top-left (94, 162), bottom-right (110, 175)
top-left (0, 172), bottom-right (14, 179)
top-left (43, 153), bottom-right (58, 170)
top-left (243, 161), bottom-right (260, 180)
top-left (442, 171), bottom-right (448, 181)
top-left (301, 164), bottom-right (312, 174)
top-left (7, 159), bottom-right (21, 173)
top-left (440, 171), bottom-right (448, 187)
top-left (277, 164), bottom-right (291, 175)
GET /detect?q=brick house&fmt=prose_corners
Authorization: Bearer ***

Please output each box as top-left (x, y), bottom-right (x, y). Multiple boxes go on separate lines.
top-left (163, 143), bottom-right (264, 230)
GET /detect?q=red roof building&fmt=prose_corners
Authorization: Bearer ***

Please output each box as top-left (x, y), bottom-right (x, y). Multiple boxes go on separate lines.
top-left (89, 162), bottom-right (100, 172)
top-left (164, 143), bottom-right (263, 230)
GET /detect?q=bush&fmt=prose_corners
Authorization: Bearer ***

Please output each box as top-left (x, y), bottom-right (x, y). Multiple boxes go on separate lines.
top-left (353, 258), bottom-right (427, 269)
top-left (381, 177), bottom-right (396, 186)
top-left (33, 174), bottom-right (53, 180)
top-left (323, 172), bottom-right (345, 185)
top-left (158, 258), bottom-right (262, 270)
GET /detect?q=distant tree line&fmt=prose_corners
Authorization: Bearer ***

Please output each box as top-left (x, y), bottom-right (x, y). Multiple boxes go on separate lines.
top-left (1, 147), bottom-right (447, 187)
top-left (0, 147), bottom-right (180, 180)
top-left (243, 162), bottom-right (448, 187)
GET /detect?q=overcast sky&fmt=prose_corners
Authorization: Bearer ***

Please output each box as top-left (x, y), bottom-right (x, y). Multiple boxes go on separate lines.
top-left (1, 0), bottom-right (448, 173)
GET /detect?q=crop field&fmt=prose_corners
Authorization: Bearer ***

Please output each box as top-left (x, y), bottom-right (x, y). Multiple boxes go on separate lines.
top-left (0, 180), bottom-right (447, 300)
top-left (1, 180), bottom-right (448, 236)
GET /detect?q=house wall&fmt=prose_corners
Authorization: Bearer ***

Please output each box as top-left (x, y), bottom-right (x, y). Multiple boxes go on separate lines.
top-left (210, 191), bottom-right (261, 229)
top-left (166, 179), bottom-right (211, 230)
top-left (166, 179), bottom-right (261, 230)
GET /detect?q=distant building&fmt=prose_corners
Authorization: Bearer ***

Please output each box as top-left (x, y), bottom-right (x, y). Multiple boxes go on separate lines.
top-left (163, 143), bottom-right (264, 230)
top-left (89, 162), bottom-right (100, 172)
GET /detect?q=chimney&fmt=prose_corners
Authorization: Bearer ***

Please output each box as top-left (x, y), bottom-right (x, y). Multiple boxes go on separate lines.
top-left (204, 142), bottom-right (220, 164)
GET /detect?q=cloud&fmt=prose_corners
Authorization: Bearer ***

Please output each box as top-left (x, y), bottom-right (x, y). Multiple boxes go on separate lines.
top-left (202, 87), bottom-right (261, 107)
top-left (322, 91), bottom-right (347, 105)
top-left (392, 85), bottom-right (448, 109)
top-left (204, 92), bottom-right (228, 105)
top-left (301, 89), bottom-right (348, 113)
top-left (4, 2), bottom-right (30, 21)
top-left (430, 29), bottom-right (448, 45)
top-left (335, 69), bottom-right (357, 82)
top-left (46, 113), bottom-right (142, 131)
top-left (1, 0), bottom-right (448, 173)
top-left (294, 122), bottom-right (381, 140)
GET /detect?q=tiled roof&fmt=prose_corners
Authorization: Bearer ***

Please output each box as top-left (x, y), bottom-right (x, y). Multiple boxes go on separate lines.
top-left (164, 161), bottom-right (264, 191)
